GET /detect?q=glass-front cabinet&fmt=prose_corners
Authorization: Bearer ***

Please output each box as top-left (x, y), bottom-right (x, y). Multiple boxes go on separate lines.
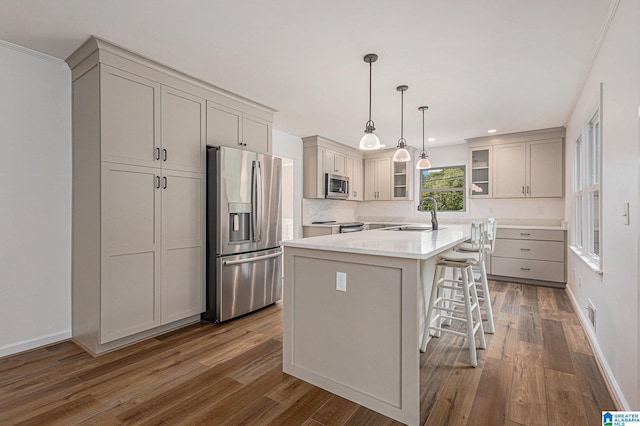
top-left (469, 147), bottom-right (492, 198)
top-left (392, 161), bottom-right (412, 200)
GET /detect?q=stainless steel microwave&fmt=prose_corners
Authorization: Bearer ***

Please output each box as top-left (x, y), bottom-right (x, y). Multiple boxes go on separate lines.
top-left (325, 173), bottom-right (349, 199)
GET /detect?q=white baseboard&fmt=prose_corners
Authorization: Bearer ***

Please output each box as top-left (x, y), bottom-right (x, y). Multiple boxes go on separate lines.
top-left (0, 330), bottom-right (72, 358)
top-left (565, 285), bottom-right (630, 410)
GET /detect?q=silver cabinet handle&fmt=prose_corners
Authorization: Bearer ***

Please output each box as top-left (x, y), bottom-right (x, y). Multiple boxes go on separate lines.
top-left (222, 251), bottom-right (281, 266)
top-left (163, 176), bottom-right (167, 189)
top-left (520, 232), bottom-right (531, 236)
top-left (155, 147), bottom-right (161, 160)
top-left (527, 185), bottom-right (530, 194)
top-left (155, 175), bottom-right (160, 188)
top-left (520, 248), bottom-right (531, 251)
top-left (520, 267), bottom-right (531, 271)
top-left (163, 148), bottom-right (167, 161)
top-left (522, 186), bottom-right (525, 194)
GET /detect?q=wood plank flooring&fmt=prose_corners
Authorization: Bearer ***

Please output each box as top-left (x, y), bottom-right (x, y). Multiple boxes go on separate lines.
top-left (0, 281), bottom-right (615, 425)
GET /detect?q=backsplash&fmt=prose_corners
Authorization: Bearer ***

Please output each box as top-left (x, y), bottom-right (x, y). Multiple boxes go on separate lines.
top-left (302, 199), bottom-right (359, 224)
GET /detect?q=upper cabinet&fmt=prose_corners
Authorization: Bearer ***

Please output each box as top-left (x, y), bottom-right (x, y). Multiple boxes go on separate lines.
top-left (466, 127), bottom-right (565, 199)
top-left (363, 148), bottom-right (414, 201)
top-left (469, 147), bottom-right (492, 198)
top-left (206, 101), bottom-right (272, 153)
top-left (302, 136), bottom-right (363, 199)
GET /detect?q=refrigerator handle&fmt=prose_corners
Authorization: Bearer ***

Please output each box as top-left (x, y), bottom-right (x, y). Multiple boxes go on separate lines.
top-left (251, 160), bottom-right (262, 243)
top-left (222, 251), bottom-right (281, 266)
top-left (256, 161), bottom-right (263, 242)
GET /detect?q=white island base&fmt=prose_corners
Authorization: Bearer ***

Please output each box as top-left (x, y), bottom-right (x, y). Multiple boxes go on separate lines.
top-left (282, 226), bottom-right (468, 425)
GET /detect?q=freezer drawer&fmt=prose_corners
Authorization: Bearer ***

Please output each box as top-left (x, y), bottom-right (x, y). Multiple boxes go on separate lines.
top-left (216, 247), bottom-right (282, 322)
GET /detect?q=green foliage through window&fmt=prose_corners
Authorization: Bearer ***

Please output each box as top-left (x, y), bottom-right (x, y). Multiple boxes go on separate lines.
top-left (420, 166), bottom-right (465, 211)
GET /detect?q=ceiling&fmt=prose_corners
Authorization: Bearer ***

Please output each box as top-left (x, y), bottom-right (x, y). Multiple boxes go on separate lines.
top-left (0, 0), bottom-right (612, 150)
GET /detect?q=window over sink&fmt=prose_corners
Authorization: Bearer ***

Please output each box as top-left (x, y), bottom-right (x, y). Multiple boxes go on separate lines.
top-left (419, 166), bottom-right (466, 212)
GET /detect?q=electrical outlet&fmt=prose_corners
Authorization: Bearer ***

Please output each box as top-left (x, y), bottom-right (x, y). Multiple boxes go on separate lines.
top-left (336, 272), bottom-right (347, 292)
top-left (623, 202), bottom-right (630, 225)
top-left (587, 300), bottom-right (596, 330)
top-left (537, 206), bottom-right (544, 215)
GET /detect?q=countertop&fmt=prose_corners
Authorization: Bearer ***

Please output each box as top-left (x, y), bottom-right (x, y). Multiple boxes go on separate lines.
top-left (283, 224), bottom-right (470, 260)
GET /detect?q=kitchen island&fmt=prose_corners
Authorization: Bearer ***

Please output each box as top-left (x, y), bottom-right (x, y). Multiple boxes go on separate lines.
top-left (281, 225), bottom-right (469, 426)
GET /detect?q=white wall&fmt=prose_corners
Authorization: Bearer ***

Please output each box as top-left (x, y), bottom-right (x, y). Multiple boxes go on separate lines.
top-left (272, 130), bottom-right (303, 239)
top-left (358, 143), bottom-right (565, 225)
top-left (0, 40), bottom-right (71, 356)
top-left (564, 0), bottom-right (639, 409)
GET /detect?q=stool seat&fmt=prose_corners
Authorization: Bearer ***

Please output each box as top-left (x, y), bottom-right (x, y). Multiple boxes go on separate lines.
top-left (438, 248), bottom-right (479, 264)
top-left (456, 242), bottom-right (491, 252)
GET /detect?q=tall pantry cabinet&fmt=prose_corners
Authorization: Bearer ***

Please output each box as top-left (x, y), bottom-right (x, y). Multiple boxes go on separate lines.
top-left (68, 37), bottom-right (275, 354)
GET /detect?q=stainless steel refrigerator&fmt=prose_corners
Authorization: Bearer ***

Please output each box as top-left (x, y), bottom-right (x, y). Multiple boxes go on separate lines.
top-left (203, 145), bottom-right (282, 323)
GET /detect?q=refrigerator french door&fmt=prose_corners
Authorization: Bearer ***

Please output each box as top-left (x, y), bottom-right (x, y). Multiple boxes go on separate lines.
top-left (203, 145), bottom-right (282, 323)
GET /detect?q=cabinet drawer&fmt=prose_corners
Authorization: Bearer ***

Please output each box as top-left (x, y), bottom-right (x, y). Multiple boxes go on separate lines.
top-left (493, 239), bottom-right (564, 262)
top-left (491, 257), bottom-right (565, 282)
top-left (496, 228), bottom-right (564, 242)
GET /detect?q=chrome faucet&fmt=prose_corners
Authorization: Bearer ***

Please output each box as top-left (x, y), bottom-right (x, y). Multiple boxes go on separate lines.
top-left (418, 197), bottom-right (438, 230)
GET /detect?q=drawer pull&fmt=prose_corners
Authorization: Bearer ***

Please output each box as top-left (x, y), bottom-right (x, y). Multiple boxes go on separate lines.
top-left (520, 267), bottom-right (531, 271)
top-left (520, 248), bottom-right (531, 251)
top-left (520, 233), bottom-right (531, 236)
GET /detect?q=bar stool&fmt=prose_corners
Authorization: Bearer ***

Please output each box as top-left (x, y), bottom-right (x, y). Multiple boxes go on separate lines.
top-left (420, 222), bottom-right (486, 367)
top-left (455, 218), bottom-right (497, 334)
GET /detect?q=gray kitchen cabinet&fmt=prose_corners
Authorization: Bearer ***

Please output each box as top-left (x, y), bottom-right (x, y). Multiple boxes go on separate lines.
top-left (364, 157), bottom-right (391, 200)
top-left (347, 155), bottom-right (363, 201)
top-left (466, 127), bottom-right (565, 199)
top-left (206, 101), bottom-right (272, 154)
top-left (325, 149), bottom-right (347, 175)
top-left (162, 86), bottom-right (206, 173)
top-left (469, 146), bottom-right (492, 198)
top-left (302, 135), bottom-right (363, 199)
top-left (67, 36), bottom-right (273, 354)
top-left (494, 139), bottom-right (563, 198)
top-left (489, 227), bottom-right (566, 286)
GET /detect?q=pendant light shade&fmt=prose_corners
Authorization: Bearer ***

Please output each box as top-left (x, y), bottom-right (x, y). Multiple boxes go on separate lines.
top-left (359, 54), bottom-right (381, 150)
top-left (393, 85), bottom-right (411, 162)
top-left (416, 106), bottom-right (432, 170)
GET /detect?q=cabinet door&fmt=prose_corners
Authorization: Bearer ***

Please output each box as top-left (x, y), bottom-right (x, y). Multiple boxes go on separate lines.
top-left (347, 156), bottom-right (363, 201)
top-left (376, 157), bottom-right (392, 200)
top-left (493, 143), bottom-right (526, 198)
top-left (161, 170), bottom-right (204, 323)
top-left (391, 161), bottom-right (412, 200)
top-left (527, 139), bottom-right (563, 197)
top-left (243, 114), bottom-right (272, 153)
top-left (206, 101), bottom-right (243, 148)
top-left (364, 158), bottom-right (378, 200)
top-left (161, 86), bottom-right (205, 173)
top-left (101, 65), bottom-right (160, 168)
top-left (469, 147), bottom-right (492, 198)
top-left (100, 163), bottom-right (161, 343)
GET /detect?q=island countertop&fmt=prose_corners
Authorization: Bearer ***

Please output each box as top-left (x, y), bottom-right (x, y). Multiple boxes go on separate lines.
top-left (282, 224), bottom-right (469, 259)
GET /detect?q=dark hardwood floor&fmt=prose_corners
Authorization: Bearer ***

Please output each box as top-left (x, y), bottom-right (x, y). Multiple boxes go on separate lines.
top-left (0, 281), bottom-right (615, 425)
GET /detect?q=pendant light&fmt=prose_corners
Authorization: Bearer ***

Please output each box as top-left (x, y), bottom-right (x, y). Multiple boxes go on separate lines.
top-left (392, 85), bottom-right (411, 162)
top-left (359, 54), bottom-right (381, 150)
top-left (416, 106), bottom-right (432, 169)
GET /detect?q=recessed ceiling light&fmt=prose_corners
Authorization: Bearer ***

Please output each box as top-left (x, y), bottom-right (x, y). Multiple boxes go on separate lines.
top-left (488, 129), bottom-right (497, 133)
top-left (428, 137), bottom-right (436, 142)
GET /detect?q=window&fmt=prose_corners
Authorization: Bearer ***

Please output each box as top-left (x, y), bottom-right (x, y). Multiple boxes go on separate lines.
top-left (419, 166), bottom-right (466, 212)
top-left (572, 136), bottom-right (583, 249)
top-left (571, 97), bottom-right (602, 270)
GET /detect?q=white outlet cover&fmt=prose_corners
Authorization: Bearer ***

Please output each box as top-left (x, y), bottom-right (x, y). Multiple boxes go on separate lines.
top-left (336, 272), bottom-right (347, 292)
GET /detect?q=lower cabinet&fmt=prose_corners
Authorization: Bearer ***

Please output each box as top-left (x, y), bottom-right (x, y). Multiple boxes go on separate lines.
top-left (489, 227), bottom-right (566, 286)
top-left (98, 162), bottom-right (204, 347)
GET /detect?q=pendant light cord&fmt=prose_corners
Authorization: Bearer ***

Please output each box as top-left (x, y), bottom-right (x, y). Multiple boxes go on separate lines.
top-left (368, 61), bottom-right (372, 124)
top-left (422, 107), bottom-right (425, 151)
top-left (400, 89), bottom-right (404, 140)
